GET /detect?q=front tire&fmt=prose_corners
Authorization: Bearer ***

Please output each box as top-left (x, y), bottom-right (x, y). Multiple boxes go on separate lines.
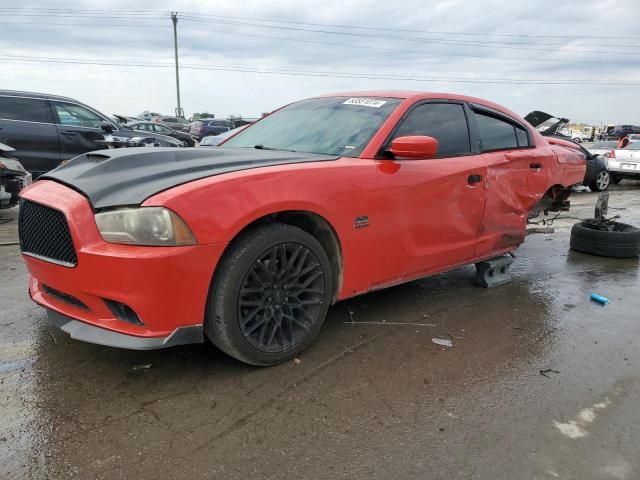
top-left (205, 223), bottom-right (333, 366)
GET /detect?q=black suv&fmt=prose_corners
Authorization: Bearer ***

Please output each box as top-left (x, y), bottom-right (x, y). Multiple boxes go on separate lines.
top-left (0, 90), bottom-right (181, 178)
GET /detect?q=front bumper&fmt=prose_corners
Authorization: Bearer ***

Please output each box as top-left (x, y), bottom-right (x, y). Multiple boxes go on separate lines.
top-left (21, 180), bottom-right (227, 345)
top-left (47, 309), bottom-right (203, 350)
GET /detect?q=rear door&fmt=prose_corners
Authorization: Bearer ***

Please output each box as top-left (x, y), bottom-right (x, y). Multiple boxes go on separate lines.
top-left (0, 95), bottom-right (60, 176)
top-left (375, 101), bottom-right (487, 280)
top-left (471, 105), bottom-right (552, 257)
top-left (50, 100), bottom-right (116, 160)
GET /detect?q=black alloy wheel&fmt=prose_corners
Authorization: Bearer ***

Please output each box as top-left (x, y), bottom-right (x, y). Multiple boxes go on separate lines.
top-left (205, 223), bottom-right (333, 366)
top-left (238, 243), bottom-right (325, 353)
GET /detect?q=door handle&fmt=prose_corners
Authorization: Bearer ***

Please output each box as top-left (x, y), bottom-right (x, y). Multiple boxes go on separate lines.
top-left (61, 130), bottom-right (78, 136)
top-left (468, 174), bottom-right (483, 184)
top-left (529, 163), bottom-right (543, 169)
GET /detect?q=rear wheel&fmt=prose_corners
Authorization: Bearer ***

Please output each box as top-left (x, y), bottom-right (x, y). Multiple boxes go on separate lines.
top-left (205, 223), bottom-right (333, 366)
top-left (588, 169), bottom-right (610, 192)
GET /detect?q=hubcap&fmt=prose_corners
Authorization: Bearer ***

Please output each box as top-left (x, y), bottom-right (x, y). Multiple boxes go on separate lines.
top-left (597, 171), bottom-right (610, 190)
top-left (238, 243), bottom-right (325, 353)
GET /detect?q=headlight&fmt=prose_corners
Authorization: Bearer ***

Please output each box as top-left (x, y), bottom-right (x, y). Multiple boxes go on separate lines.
top-left (94, 207), bottom-right (196, 246)
top-left (106, 135), bottom-right (131, 143)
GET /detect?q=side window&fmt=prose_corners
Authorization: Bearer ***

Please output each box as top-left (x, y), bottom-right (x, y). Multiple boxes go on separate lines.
top-left (52, 102), bottom-right (106, 128)
top-left (0, 96), bottom-right (53, 123)
top-left (475, 112), bottom-right (530, 151)
top-left (391, 103), bottom-right (470, 157)
top-left (515, 125), bottom-right (530, 147)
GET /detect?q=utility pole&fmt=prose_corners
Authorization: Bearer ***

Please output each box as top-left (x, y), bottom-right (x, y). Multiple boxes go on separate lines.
top-left (171, 12), bottom-right (183, 118)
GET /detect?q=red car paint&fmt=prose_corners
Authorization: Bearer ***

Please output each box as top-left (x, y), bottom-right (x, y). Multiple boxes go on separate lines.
top-left (20, 91), bottom-right (585, 340)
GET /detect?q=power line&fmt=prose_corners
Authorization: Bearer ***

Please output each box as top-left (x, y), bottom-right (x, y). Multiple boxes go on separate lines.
top-left (177, 16), bottom-right (638, 56)
top-left (1, 21), bottom-right (168, 27)
top-left (178, 23), bottom-right (640, 66)
top-left (2, 7), bottom-right (639, 40)
top-left (2, 9), bottom-right (637, 52)
top-left (2, 20), bottom-right (637, 66)
top-left (2, 54), bottom-right (638, 86)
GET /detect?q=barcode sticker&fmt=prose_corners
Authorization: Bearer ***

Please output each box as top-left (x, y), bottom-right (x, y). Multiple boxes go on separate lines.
top-left (343, 98), bottom-right (387, 108)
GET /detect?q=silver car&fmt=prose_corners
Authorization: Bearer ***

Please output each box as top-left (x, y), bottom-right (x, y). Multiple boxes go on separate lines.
top-left (608, 142), bottom-right (640, 183)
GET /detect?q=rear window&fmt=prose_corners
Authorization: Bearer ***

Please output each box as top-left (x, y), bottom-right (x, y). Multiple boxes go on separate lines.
top-left (0, 96), bottom-right (53, 123)
top-left (475, 112), bottom-right (530, 151)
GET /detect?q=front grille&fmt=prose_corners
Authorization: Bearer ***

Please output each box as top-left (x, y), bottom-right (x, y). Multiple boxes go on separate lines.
top-left (42, 284), bottom-right (88, 310)
top-left (19, 199), bottom-right (77, 267)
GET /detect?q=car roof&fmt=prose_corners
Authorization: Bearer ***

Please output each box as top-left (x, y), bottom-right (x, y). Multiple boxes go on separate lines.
top-left (315, 91), bottom-right (525, 123)
top-left (0, 89), bottom-right (78, 102)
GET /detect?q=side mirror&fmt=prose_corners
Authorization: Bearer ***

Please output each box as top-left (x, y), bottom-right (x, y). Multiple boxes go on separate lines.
top-left (389, 135), bottom-right (438, 159)
top-left (100, 121), bottom-right (114, 134)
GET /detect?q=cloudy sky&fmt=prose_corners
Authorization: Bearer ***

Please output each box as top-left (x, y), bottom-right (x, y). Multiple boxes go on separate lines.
top-left (1, 0), bottom-right (638, 124)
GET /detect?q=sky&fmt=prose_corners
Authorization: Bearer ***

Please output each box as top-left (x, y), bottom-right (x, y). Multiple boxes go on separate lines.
top-left (1, 0), bottom-right (639, 125)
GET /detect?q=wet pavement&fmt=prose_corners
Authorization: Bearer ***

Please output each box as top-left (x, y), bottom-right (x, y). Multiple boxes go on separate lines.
top-left (1, 185), bottom-right (639, 479)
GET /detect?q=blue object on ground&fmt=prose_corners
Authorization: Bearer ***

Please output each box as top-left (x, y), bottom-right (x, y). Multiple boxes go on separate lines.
top-left (591, 293), bottom-right (609, 305)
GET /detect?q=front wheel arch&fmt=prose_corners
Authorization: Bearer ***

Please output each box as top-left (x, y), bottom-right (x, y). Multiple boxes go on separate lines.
top-left (214, 210), bottom-right (343, 304)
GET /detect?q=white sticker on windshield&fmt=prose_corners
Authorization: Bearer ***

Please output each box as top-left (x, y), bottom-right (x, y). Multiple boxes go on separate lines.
top-left (343, 98), bottom-right (387, 108)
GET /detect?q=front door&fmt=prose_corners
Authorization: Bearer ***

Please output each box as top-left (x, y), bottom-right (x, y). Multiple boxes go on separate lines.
top-left (374, 101), bottom-right (487, 282)
top-left (50, 100), bottom-right (115, 160)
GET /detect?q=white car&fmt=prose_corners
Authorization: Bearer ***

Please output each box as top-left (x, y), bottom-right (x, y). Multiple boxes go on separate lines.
top-left (608, 142), bottom-right (640, 183)
top-left (627, 134), bottom-right (640, 143)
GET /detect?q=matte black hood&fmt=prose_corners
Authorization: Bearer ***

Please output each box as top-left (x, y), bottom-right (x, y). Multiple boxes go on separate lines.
top-left (42, 147), bottom-right (338, 209)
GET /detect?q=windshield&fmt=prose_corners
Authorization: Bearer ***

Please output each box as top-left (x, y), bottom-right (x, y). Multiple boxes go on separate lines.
top-left (223, 96), bottom-right (402, 156)
top-left (626, 142), bottom-right (640, 150)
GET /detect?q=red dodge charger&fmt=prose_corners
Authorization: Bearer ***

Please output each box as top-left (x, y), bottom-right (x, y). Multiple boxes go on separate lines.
top-left (19, 91), bottom-right (585, 365)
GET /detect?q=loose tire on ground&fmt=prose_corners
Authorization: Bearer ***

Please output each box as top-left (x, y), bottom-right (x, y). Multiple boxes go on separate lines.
top-left (205, 223), bottom-right (333, 366)
top-left (570, 221), bottom-right (640, 258)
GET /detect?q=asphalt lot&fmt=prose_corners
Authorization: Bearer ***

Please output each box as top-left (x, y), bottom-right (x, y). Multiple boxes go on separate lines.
top-left (1, 184), bottom-right (640, 479)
